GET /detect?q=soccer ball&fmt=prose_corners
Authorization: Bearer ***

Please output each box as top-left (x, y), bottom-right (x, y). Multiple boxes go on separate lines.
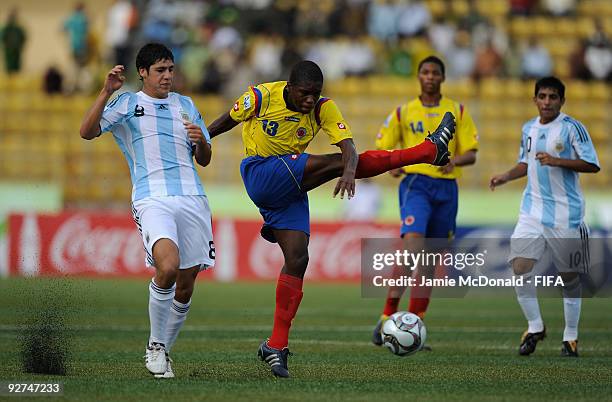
top-left (382, 311), bottom-right (427, 356)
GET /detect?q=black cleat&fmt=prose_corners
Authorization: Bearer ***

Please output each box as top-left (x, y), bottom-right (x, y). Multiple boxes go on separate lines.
top-left (371, 316), bottom-right (387, 346)
top-left (258, 340), bottom-right (291, 378)
top-left (425, 111), bottom-right (456, 166)
top-left (561, 340), bottom-right (579, 357)
top-left (519, 327), bottom-right (547, 356)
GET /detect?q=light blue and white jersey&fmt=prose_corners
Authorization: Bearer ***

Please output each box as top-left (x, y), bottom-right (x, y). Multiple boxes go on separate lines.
top-left (100, 91), bottom-right (211, 201)
top-left (517, 112), bottom-right (599, 229)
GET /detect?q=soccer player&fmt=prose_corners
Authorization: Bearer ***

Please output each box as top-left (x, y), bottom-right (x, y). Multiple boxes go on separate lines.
top-left (371, 56), bottom-right (479, 347)
top-left (79, 43), bottom-right (215, 378)
top-left (207, 60), bottom-right (455, 378)
top-left (490, 76), bottom-right (599, 357)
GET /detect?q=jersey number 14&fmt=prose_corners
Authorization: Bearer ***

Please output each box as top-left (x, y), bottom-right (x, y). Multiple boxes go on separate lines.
top-left (410, 121), bottom-right (424, 134)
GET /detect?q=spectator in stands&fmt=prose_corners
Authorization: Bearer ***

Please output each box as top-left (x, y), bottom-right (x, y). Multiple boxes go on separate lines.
top-left (43, 66), bottom-right (64, 94)
top-left (509, 0), bottom-right (537, 16)
top-left (280, 38), bottom-right (304, 79)
top-left (1, 8), bottom-right (26, 74)
top-left (520, 36), bottom-right (553, 80)
top-left (445, 29), bottom-right (475, 80)
top-left (584, 19), bottom-right (612, 81)
top-left (250, 32), bottom-right (284, 82)
top-left (63, 2), bottom-right (90, 67)
top-left (585, 38), bottom-right (612, 81)
top-left (568, 40), bottom-right (591, 80)
top-left (541, 0), bottom-right (576, 17)
top-left (344, 36), bottom-right (376, 77)
top-left (473, 37), bottom-right (504, 81)
top-left (105, 0), bottom-right (137, 67)
top-left (397, 0), bottom-right (431, 38)
top-left (387, 42), bottom-right (413, 76)
top-left (294, 2), bottom-right (333, 37)
top-left (335, 0), bottom-right (368, 37)
top-left (368, 0), bottom-right (399, 43)
top-left (429, 15), bottom-right (457, 56)
top-left (458, 0), bottom-right (490, 33)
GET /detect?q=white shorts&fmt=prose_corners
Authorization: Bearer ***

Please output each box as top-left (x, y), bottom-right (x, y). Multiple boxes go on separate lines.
top-left (508, 214), bottom-right (590, 273)
top-left (132, 195), bottom-right (215, 270)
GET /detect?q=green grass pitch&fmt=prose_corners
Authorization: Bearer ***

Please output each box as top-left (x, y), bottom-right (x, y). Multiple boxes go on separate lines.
top-left (0, 277), bottom-right (610, 401)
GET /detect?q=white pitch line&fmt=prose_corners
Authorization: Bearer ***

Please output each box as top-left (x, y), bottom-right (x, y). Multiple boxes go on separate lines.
top-left (1, 324), bottom-right (612, 334)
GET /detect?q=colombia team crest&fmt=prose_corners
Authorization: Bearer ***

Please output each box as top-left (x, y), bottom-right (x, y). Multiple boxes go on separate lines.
top-left (296, 127), bottom-right (307, 138)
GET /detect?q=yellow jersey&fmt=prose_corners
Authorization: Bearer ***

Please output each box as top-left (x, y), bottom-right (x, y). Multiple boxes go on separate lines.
top-left (229, 81), bottom-right (353, 157)
top-left (375, 97), bottom-right (479, 179)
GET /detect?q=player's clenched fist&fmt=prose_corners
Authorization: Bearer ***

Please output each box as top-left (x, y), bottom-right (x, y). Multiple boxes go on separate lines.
top-left (104, 65), bottom-right (126, 94)
top-left (185, 122), bottom-right (206, 146)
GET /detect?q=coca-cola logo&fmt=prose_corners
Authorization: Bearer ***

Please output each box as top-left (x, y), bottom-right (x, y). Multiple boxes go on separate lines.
top-left (248, 224), bottom-right (396, 280)
top-left (50, 215), bottom-right (144, 274)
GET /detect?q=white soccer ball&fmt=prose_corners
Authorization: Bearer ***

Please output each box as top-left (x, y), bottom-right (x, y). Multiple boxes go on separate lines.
top-left (382, 311), bottom-right (427, 356)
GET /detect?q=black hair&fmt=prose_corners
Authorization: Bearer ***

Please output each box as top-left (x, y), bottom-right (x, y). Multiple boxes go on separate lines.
top-left (289, 60), bottom-right (324, 85)
top-left (534, 76), bottom-right (565, 99)
top-left (135, 43), bottom-right (174, 78)
top-left (417, 55), bottom-right (445, 76)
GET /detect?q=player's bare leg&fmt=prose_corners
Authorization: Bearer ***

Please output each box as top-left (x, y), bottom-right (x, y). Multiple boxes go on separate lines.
top-left (512, 258), bottom-right (546, 355)
top-left (257, 229), bottom-right (308, 378)
top-left (146, 239), bottom-right (179, 375)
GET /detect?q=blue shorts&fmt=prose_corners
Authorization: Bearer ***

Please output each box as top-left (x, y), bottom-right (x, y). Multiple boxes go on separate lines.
top-left (399, 174), bottom-right (458, 238)
top-left (240, 154), bottom-right (310, 243)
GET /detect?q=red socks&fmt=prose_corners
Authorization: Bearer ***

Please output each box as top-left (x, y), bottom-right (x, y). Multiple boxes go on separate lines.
top-left (408, 285), bottom-right (433, 320)
top-left (268, 273), bottom-right (304, 350)
top-left (383, 297), bottom-right (400, 317)
top-left (355, 141), bottom-right (436, 179)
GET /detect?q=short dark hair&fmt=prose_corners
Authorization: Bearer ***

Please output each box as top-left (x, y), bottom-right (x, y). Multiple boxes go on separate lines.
top-left (289, 60), bottom-right (323, 85)
top-left (417, 56), bottom-right (445, 76)
top-left (136, 43), bottom-right (174, 74)
top-left (534, 76), bottom-right (565, 99)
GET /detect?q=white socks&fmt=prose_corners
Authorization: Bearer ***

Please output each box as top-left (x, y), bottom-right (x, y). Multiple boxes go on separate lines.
top-left (562, 276), bottom-right (582, 341)
top-left (165, 299), bottom-right (191, 353)
top-left (148, 279), bottom-right (176, 345)
top-left (516, 273), bottom-right (582, 340)
top-left (515, 273), bottom-right (544, 333)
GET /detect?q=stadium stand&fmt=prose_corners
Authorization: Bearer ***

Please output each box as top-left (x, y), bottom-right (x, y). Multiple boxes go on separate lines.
top-left (0, 0), bottom-right (609, 206)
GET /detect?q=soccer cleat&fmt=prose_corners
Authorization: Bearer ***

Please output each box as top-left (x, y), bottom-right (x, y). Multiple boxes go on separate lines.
top-left (518, 327), bottom-right (547, 356)
top-left (257, 340), bottom-right (291, 378)
top-left (372, 315), bottom-right (389, 346)
top-left (425, 111), bottom-right (456, 166)
top-left (561, 340), bottom-right (579, 357)
top-left (145, 342), bottom-right (168, 374)
top-left (154, 354), bottom-right (175, 379)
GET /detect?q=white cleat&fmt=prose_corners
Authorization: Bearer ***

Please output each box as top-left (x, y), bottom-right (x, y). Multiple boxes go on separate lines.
top-left (154, 355), bottom-right (175, 379)
top-left (145, 342), bottom-right (168, 374)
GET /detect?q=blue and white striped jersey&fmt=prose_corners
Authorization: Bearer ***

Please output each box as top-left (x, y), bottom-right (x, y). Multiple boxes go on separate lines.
top-left (100, 91), bottom-right (211, 201)
top-left (517, 112), bottom-right (599, 229)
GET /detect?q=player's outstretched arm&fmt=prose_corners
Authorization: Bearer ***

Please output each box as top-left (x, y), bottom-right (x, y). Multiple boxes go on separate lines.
top-left (80, 65), bottom-right (126, 140)
top-left (208, 112), bottom-right (240, 139)
top-left (489, 162), bottom-right (527, 191)
top-left (333, 138), bottom-right (358, 199)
